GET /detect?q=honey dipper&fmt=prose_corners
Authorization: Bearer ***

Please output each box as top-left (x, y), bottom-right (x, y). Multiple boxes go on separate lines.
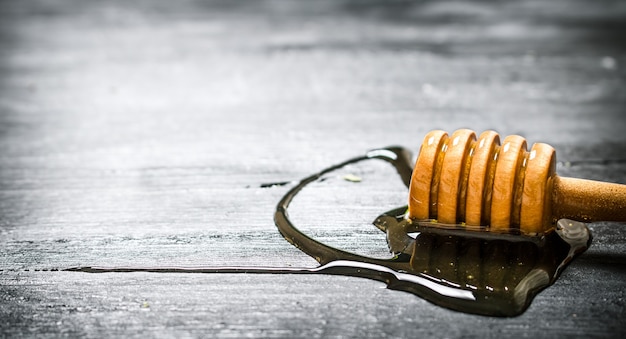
top-left (408, 129), bottom-right (626, 235)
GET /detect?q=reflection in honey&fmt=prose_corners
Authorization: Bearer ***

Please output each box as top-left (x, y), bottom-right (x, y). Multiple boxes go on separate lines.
top-left (274, 147), bottom-right (591, 316)
top-left (66, 147), bottom-right (591, 317)
top-left (373, 206), bottom-right (589, 316)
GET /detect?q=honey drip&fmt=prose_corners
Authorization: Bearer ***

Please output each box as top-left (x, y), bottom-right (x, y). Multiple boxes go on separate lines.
top-left (66, 147), bottom-right (591, 317)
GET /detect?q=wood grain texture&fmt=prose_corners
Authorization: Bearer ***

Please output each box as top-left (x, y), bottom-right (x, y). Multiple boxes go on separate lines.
top-left (1, 0), bottom-right (626, 337)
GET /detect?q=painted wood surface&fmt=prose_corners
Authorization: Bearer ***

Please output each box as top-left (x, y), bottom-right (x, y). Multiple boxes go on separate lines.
top-left (1, 0), bottom-right (625, 337)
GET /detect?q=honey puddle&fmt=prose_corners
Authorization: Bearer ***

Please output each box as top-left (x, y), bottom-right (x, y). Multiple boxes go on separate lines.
top-left (66, 147), bottom-right (591, 317)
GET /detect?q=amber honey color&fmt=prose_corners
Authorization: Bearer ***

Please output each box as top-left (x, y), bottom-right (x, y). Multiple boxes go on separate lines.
top-left (67, 146), bottom-right (593, 317)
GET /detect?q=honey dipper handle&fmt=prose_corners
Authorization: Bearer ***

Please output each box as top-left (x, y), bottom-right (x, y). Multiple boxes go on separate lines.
top-left (553, 177), bottom-right (626, 223)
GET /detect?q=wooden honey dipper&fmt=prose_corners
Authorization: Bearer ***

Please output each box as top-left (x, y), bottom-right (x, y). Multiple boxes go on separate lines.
top-left (408, 129), bottom-right (626, 235)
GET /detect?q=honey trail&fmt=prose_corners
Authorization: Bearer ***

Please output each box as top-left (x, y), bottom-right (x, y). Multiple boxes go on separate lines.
top-left (65, 147), bottom-right (591, 317)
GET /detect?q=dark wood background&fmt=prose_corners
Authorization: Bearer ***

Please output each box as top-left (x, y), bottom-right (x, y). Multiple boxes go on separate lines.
top-left (1, 0), bottom-right (625, 337)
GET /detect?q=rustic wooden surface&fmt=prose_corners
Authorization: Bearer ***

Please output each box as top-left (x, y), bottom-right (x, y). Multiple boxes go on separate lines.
top-left (1, 0), bottom-right (625, 337)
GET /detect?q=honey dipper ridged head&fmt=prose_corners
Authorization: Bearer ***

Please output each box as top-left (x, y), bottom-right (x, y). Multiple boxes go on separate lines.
top-left (437, 129), bottom-right (476, 225)
top-left (465, 131), bottom-right (500, 226)
top-left (408, 130), bottom-right (448, 221)
top-left (408, 129), bottom-right (557, 235)
top-left (520, 143), bottom-right (556, 234)
top-left (490, 135), bottom-right (527, 232)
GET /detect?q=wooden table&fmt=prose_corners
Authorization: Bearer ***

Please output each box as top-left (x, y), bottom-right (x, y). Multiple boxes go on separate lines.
top-left (1, 0), bottom-right (625, 337)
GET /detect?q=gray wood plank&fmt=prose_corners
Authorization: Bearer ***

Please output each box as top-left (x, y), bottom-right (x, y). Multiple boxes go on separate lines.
top-left (1, 0), bottom-right (625, 337)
